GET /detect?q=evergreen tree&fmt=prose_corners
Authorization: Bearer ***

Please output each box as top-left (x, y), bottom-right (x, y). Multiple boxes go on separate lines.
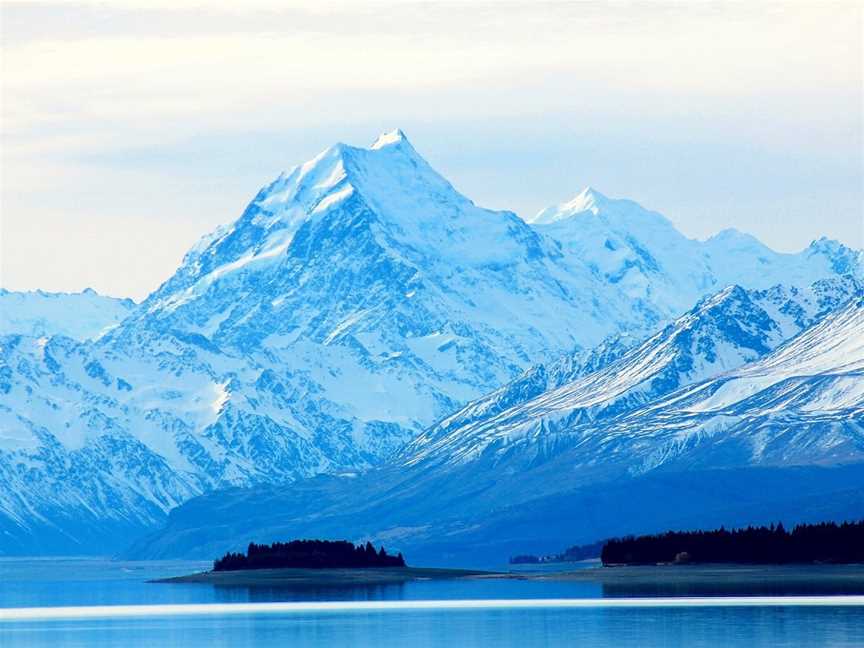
top-left (600, 519), bottom-right (864, 565)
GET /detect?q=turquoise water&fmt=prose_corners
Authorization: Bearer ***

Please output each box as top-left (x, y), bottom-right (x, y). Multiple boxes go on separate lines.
top-left (2, 559), bottom-right (864, 647)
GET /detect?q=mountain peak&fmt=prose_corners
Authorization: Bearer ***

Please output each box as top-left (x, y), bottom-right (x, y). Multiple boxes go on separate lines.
top-left (569, 185), bottom-right (609, 211)
top-left (142, 128), bottom-right (508, 312)
top-left (807, 236), bottom-right (848, 256)
top-left (531, 186), bottom-right (610, 224)
top-left (371, 128), bottom-right (410, 150)
top-left (706, 228), bottom-right (763, 247)
top-left (241, 130), bottom-right (425, 228)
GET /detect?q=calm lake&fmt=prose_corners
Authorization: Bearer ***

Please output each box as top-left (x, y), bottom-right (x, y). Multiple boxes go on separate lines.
top-left (2, 558), bottom-right (864, 647)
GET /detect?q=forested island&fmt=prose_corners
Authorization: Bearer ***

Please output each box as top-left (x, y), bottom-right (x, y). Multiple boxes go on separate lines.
top-left (213, 539), bottom-right (406, 571)
top-left (601, 520), bottom-right (864, 566)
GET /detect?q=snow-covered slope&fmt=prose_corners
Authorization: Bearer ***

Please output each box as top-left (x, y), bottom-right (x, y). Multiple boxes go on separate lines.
top-left (405, 277), bottom-right (860, 465)
top-left (0, 289), bottom-right (135, 340)
top-left (408, 289), bottom-right (864, 477)
top-left (624, 293), bottom-right (864, 471)
top-left (1, 130), bottom-right (862, 555)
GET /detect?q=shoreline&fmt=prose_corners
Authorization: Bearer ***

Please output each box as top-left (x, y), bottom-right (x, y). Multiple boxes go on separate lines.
top-left (153, 563), bottom-right (864, 589)
top-left (152, 566), bottom-right (496, 586)
top-left (529, 563), bottom-right (864, 581)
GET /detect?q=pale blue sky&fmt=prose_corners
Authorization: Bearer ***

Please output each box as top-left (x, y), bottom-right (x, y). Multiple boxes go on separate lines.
top-left (1, 1), bottom-right (862, 300)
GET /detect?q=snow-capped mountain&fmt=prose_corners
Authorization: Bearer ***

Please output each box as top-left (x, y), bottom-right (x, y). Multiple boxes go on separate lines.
top-left (403, 276), bottom-right (861, 467)
top-left (104, 129), bottom-right (625, 450)
top-left (0, 288), bottom-right (135, 340)
top-left (621, 293), bottom-right (864, 471)
top-left (418, 286), bottom-right (864, 508)
top-left (1, 129), bottom-right (862, 555)
top-left (131, 292), bottom-right (864, 564)
top-left (532, 186), bottom-right (863, 318)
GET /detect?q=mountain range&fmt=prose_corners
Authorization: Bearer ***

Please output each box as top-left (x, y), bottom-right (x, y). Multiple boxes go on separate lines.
top-left (132, 291), bottom-right (864, 565)
top-left (0, 130), bottom-right (861, 556)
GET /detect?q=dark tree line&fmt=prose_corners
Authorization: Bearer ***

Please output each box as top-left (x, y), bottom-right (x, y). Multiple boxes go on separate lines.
top-left (601, 520), bottom-right (864, 566)
top-left (213, 539), bottom-right (406, 571)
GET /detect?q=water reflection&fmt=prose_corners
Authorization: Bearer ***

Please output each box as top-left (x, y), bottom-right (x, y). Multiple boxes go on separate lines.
top-left (597, 565), bottom-right (864, 598)
top-left (209, 582), bottom-right (408, 603)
